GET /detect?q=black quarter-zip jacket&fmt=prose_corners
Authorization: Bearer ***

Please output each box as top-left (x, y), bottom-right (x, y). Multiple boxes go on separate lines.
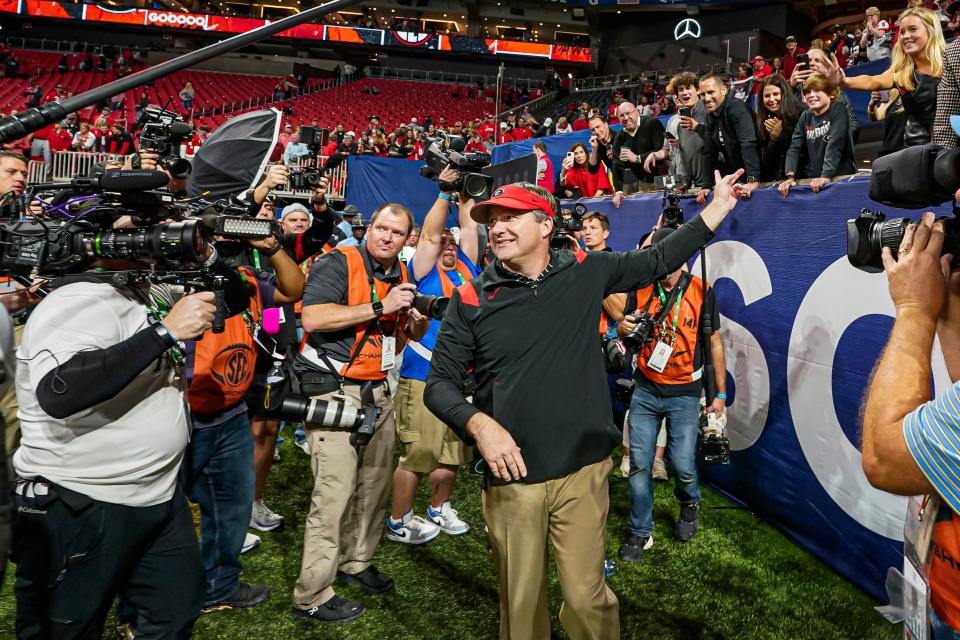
top-left (424, 215), bottom-right (715, 484)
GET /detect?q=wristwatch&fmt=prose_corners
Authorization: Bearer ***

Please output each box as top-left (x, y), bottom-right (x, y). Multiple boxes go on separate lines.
top-left (153, 322), bottom-right (177, 346)
top-left (262, 241), bottom-right (282, 257)
top-left (372, 301), bottom-right (384, 317)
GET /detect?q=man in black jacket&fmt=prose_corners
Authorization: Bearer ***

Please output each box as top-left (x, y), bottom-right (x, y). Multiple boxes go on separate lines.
top-left (694, 73), bottom-right (762, 205)
top-left (610, 101), bottom-right (665, 207)
top-left (424, 170), bottom-right (746, 640)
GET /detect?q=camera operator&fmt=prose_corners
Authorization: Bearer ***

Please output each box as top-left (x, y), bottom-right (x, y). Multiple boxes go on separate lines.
top-left (424, 171), bottom-right (745, 639)
top-left (643, 73), bottom-right (709, 191)
top-left (180, 234), bottom-right (304, 613)
top-left (615, 226), bottom-right (727, 562)
top-left (861, 213), bottom-right (960, 638)
top-left (291, 203), bottom-right (429, 623)
top-left (11, 264), bottom-right (221, 636)
top-left (387, 167), bottom-right (479, 545)
top-left (694, 73), bottom-right (763, 205)
top-left (608, 101), bottom-right (665, 207)
top-left (0, 150), bottom-right (28, 200)
top-left (237, 169), bottom-right (333, 533)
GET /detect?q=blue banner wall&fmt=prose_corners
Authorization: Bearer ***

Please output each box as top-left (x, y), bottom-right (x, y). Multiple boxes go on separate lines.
top-left (345, 156), bottom-right (459, 227)
top-left (578, 176), bottom-right (953, 602)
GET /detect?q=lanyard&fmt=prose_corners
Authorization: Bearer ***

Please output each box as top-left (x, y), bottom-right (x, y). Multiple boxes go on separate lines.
top-left (444, 267), bottom-right (466, 287)
top-left (656, 282), bottom-right (684, 336)
top-left (252, 249), bottom-right (261, 270)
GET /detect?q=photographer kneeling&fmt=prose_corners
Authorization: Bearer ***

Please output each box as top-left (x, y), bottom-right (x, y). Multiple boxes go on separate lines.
top-left (11, 269), bottom-right (218, 636)
top-left (291, 203), bottom-right (429, 623)
top-left (617, 226), bottom-right (727, 561)
top-left (863, 213), bottom-right (960, 638)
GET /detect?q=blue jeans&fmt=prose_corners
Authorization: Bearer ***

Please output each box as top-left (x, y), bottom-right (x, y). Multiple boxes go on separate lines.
top-left (932, 608), bottom-right (960, 639)
top-left (627, 385), bottom-right (701, 537)
top-left (180, 411), bottom-right (255, 605)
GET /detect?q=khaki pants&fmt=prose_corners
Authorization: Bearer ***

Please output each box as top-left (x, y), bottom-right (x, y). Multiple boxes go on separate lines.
top-left (484, 458), bottom-right (619, 640)
top-left (395, 377), bottom-right (470, 473)
top-left (292, 381), bottom-right (395, 609)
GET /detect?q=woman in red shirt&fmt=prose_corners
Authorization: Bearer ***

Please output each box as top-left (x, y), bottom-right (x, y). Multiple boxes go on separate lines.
top-left (558, 142), bottom-right (612, 198)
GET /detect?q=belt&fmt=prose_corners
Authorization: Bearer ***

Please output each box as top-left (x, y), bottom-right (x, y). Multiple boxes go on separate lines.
top-left (299, 370), bottom-right (386, 388)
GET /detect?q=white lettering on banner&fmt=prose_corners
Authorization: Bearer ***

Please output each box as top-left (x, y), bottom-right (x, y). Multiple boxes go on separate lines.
top-left (787, 257), bottom-right (951, 541)
top-left (692, 241), bottom-right (771, 450)
top-left (146, 11), bottom-right (210, 29)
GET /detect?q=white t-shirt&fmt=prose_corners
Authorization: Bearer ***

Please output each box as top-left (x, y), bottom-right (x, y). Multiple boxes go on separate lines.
top-left (14, 283), bottom-right (190, 507)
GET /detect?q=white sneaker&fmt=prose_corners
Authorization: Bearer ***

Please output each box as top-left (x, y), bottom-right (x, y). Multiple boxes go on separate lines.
top-left (652, 458), bottom-right (668, 481)
top-left (296, 439), bottom-right (310, 455)
top-left (242, 532), bottom-right (261, 554)
top-left (427, 501), bottom-right (470, 536)
top-left (386, 511), bottom-right (440, 544)
top-left (273, 448), bottom-right (281, 463)
top-left (250, 499), bottom-right (284, 532)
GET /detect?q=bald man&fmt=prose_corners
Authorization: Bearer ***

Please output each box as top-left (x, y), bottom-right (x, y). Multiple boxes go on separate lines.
top-left (610, 101), bottom-right (665, 207)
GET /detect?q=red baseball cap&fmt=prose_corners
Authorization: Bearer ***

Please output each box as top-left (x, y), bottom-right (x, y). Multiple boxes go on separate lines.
top-left (471, 184), bottom-right (557, 224)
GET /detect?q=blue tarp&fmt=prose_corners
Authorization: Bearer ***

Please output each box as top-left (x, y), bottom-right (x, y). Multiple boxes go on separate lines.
top-left (572, 176), bottom-right (952, 602)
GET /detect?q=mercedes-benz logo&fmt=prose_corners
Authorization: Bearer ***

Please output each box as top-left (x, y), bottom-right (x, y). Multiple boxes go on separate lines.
top-left (674, 18), bottom-right (702, 41)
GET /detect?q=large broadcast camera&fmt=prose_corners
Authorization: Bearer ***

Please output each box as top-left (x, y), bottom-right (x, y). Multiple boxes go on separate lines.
top-left (420, 137), bottom-right (494, 200)
top-left (134, 106), bottom-right (193, 179)
top-left (551, 201), bottom-right (586, 250)
top-left (0, 170), bottom-right (275, 280)
top-left (847, 144), bottom-right (960, 272)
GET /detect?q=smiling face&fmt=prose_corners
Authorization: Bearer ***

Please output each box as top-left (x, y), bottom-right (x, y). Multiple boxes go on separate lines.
top-left (762, 84), bottom-right (783, 115)
top-left (699, 77), bottom-right (728, 113)
top-left (898, 14), bottom-right (929, 58)
top-left (803, 87), bottom-right (832, 114)
top-left (675, 83), bottom-right (698, 107)
top-left (589, 118), bottom-right (610, 142)
top-left (486, 207), bottom-right (552, 264)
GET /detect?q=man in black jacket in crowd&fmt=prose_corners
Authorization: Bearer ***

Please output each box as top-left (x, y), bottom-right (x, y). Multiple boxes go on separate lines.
top-left (609, 101), bottom-right (665, 207)
top-left (424, 170), bottom-right (746, 640)
top-left (694, 73), bottom-right (762, 205)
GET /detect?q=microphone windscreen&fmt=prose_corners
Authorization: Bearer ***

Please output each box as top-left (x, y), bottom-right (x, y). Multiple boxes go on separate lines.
top-left (169, 121), bottom-right (195, 138)
top-left (262, 307), bottom-right (281, 335)
top-left (99, 170), bottom-right (169, 192)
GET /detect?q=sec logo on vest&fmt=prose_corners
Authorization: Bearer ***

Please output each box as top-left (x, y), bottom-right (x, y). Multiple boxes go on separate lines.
top-left (210, 344), bottom-right (253, 388)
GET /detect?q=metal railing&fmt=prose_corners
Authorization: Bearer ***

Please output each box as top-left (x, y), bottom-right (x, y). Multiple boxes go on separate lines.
top-left (497, 91), bottom-right (557, 120)
top-left (572, 63), bottom-right (729, 92)
top-left (49, 151), bottom-right (123, 181)
top-left (263, 155), bottom-right (348, 201)
top-left (367, 66), bottom-right (546, 90)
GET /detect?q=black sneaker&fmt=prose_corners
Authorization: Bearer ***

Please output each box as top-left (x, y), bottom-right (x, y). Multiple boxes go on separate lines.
top-left (336, 565), bottom-right (395, 594)
top-left (676, 501), bottom-right (700, 542)
top-left (618, 534), bottom-right (652, 563)
top-left (291, 595), bottom-right (366, 624)
top-left (201, 582), bottom-right (271, 613)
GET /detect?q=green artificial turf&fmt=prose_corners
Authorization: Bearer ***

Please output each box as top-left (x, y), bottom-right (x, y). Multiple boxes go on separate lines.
top-left (0, 438), bottom-right (901, 640)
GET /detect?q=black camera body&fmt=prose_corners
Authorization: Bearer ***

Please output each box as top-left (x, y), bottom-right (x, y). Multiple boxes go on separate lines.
top-left (420, 140), bottom-right (493, 200)
top-left (287, 166), bottom-right (323, 190)
top-left (551, 201), bottom-right (586, 250)
top-left (847, 208), bottom-right (960, 273)
top-left (136, 106), bottom-right (193, 179)
top-left (413, 293), bottom-right (450, 321)
top-left (660, 191), bottom-right (684, 230)
top-left (621, 312), bottom-right (658, 352)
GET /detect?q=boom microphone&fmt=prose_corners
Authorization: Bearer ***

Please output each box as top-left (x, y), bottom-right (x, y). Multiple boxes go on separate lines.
top-left (31, 170), bottom-right (170, 193)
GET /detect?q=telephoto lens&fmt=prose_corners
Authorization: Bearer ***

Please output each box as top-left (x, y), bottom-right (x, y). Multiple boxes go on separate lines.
top-left (412, 294), bottom-right (450, 321)
top-left (846, 209), bottom-right (960, 273)
top-left (78, 220), bottom-right (206, 264)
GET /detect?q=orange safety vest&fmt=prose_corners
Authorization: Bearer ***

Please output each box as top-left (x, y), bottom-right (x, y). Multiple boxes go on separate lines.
top-left (931, 513), bottom-right (960, 629)
top-left (632, 275), bottom-right (707, 387)
top-left (437, 259), bottom-right (473, 297)
top-left (189, 266), bottom-right (263, 413)
top-left (302, 245), bottom-right (408, 381)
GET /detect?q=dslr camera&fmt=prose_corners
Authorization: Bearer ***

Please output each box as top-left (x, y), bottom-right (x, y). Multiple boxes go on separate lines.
top-left (847, 144), bottom-right (960, 272)
top-left (660, 190), bottom-right (685, 230)
top-left (287, 166), bottom-right (323, 191)
top-left (420, 138), bottom-right (493, 200)
top-left (135, 106), bottom-right (193, 179)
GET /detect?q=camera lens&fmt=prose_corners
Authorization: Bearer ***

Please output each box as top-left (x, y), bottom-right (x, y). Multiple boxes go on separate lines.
top-left (846, 214), bottom-right (909, 272)
top-left (80, 220), bottom-right (206, 264)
